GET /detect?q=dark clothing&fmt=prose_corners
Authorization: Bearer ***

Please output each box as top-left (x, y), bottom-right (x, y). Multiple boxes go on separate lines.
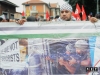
top-left (0, 17), bottom-right (3, 21)
top-left (76, 51), bottom-right (91, 74)
top-left (27, 16), bottom-right (37, 22)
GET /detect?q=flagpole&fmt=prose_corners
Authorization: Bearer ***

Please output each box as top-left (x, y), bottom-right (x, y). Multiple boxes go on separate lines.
top-left (97, 0), bottom-right (99, 14)
top-left (23, 4), bottom-right (25, 16)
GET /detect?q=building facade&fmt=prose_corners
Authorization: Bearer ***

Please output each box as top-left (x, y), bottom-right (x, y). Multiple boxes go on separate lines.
top-left (22, 0), bottom-right (60, 19)
top-left (0, 0), bottom-right (18, 19)
top-left (50, 3), bottom-right (60, 18)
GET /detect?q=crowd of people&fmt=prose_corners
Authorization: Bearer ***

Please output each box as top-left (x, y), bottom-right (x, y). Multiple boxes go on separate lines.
top-left (0, 3), bottom-right (99, 24)
top-left (0, 2), bottom-right (100, 75)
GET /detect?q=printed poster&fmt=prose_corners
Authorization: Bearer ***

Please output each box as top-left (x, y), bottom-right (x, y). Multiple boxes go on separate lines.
top-left (0, 22), bottom-right (100, 75)
top-left (0, 38), bottom-right (98, 75)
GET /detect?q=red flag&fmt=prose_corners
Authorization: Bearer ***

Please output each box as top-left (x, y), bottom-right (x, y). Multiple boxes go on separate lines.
top-left (22, 11), bottom-right (25, 16)
top-left (72, 12), bottom-right (81, 21)
top-left (72, 12), bottom-right (77, 18)
top-left (75, 3), bottom-right (81, 21)
top-left (46, 11), bottom-right (50, 21)
top-left (82, 5), bottom-right (87, 21)
top-left (75, 3), bottom-right (81, 14)
top-left (76, 14), bottom-right (81, 21)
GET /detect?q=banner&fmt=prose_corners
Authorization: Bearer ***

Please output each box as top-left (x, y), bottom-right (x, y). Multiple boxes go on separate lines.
top-left (1, 39), bottom-right (20, 67)
top-left (0, 21), bottom-right (100, 75)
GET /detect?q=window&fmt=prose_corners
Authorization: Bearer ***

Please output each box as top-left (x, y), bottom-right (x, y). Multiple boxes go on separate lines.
top-left (32, 6), bottom-right (36, 10)
top-left (10, 14), bottom-right (14, 19)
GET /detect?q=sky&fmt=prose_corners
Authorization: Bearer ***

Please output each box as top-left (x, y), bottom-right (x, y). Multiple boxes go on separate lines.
top-left (8, 0), bottom-right (65, 12)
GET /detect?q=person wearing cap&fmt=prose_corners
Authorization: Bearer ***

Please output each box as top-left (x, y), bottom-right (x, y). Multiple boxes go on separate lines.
top-left (58, 40), bottom-right (91, 74)
top-left (16, 2), bottom-right (98, 25)
top-left (58, 43), bottom-right (77, 74)
top-left (68, 40), bottom-right (91, 74)
top-left (57, 3), bottom-right (98, 22)
top-left (65, 43), bottom-right (76, 55)
top-left (57, 3), bottom-right (76, 21)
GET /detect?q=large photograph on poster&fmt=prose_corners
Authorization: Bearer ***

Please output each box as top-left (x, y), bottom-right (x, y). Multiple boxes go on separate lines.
top-left (47, 39), bottom-right (91, 74)
top-left (0, 38), bottom-right (93, 75)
